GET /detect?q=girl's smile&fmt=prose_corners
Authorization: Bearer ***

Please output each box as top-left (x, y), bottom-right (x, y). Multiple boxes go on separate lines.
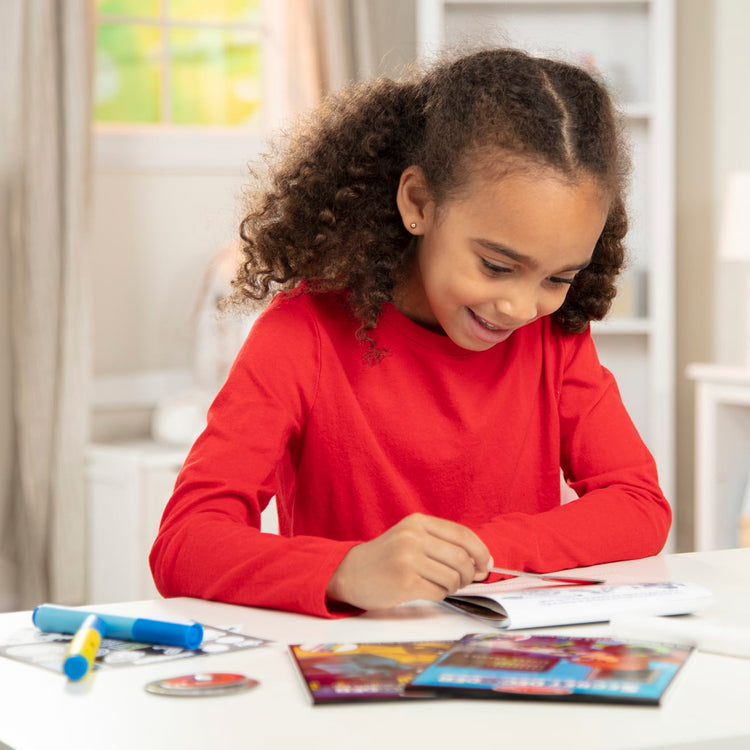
top-left (466, 308), bottom-right (516, 344)
top-left (395, 166), bottom-right (610, 351)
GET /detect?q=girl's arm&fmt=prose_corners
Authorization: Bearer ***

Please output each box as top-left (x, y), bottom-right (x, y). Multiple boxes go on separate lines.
top-left (149, 296), bottom-right (358, 617)
top-left (149, 294), bottom-right (492, 616)
top-left (470, 328), bottom-right (671, 573)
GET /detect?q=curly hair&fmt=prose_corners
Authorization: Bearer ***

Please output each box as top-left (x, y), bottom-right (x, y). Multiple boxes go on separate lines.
top-left (229, 47), bottom-right (630, 348)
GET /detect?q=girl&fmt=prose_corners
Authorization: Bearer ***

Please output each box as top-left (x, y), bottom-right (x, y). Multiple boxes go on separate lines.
top-left (149, 48), bottom-right (671, 617)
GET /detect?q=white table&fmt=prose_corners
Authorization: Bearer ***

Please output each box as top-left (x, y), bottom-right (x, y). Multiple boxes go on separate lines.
top-left (3, 549), bottom-right (750, 750)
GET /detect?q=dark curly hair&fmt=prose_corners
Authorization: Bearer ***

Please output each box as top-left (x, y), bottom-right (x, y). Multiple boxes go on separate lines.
top-left (229, 47), bottom-right (630, 350)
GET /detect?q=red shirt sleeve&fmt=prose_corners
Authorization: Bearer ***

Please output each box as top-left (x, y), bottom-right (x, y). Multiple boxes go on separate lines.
top-left (149, 293), bottom-right (360, 617)
top-left (472, 325), bottom-right (671, 572)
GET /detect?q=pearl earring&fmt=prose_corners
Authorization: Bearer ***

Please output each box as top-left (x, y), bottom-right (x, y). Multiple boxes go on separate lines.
top-left (409, 222), bottom-right (417, 229)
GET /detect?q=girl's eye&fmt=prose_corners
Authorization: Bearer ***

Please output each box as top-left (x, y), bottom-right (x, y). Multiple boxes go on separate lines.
top-left (481, 259), bottom-right (511, 276)
top-left (548, 276), bottom-right (576, 286)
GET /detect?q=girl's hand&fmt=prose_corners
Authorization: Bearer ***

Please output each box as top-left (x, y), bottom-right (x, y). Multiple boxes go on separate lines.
top-left (325, 513), bottom-right (493, 611)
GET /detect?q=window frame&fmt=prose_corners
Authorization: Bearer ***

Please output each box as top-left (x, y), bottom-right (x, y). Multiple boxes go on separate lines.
top-left (93, 1), bottom-right (288, 173)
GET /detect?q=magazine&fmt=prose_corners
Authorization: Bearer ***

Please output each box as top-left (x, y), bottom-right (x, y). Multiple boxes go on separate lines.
top-left (443, 581), bottom-right (714, 629)
top-left (408, 632), bottom-right (693, 705)
top-left (289, 640), bottom-right (453, 703)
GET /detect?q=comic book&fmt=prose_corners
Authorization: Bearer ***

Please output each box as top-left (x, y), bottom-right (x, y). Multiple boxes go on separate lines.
top-left (289, 640), bottom-right (453, 704)
top-left (408, 632), bottom-right (693, 705)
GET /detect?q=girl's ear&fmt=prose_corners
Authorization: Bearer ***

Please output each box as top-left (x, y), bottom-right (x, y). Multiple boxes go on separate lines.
top-left (396, 165), bottom-right (433, 234)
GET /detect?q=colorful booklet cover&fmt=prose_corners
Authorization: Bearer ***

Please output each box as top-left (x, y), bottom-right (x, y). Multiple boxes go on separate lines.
top-left (443, 581), bottom-right (714, 629)
top-left (408, 632), bottom-right (693, 705)
top-left (289, 640), bottom-right (454, 703)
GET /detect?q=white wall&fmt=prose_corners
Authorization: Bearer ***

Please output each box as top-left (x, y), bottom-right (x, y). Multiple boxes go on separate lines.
top-left (90, 165), bottom-right (249, 440)
top-left (673, 0), bottom-right (750, 551)
top-left (674, 0), bottom-right (715, 552)
top-left (92, 171), bottom-right (243, 373)
top-left (713, 0), bottom-right (750, 365)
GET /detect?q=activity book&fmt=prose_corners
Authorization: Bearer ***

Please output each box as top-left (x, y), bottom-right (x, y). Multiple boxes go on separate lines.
top-left (408, 632), bottom-right (692, 705)
top-left (442, 580), bottom-right (713, 629)
top-left (290, 633), bottom-right (693, 706)
top-left (289, 640), bottom-right (452, 703)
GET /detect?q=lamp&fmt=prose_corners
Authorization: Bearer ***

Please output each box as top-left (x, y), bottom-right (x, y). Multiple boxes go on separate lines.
top-left (718, 172), bottom-right (750, 367)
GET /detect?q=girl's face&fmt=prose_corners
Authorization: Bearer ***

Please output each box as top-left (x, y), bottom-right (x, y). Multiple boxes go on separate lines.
top-left (395, 167), bottom-right (610, 352)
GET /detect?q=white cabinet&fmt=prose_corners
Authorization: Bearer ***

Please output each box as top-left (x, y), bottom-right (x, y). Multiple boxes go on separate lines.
top-left (86, 441), bottom-right (278, 603)
top-left (86, 442), bottom-right (187, 603)
top-left (416, 0), bottom-right (676, 533)
top-left (686, 364), bottom-right (750, 551)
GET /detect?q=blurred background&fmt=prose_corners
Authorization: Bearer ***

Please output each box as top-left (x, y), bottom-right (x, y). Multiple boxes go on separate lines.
top-left (1, 0), bottom-right (749, 611)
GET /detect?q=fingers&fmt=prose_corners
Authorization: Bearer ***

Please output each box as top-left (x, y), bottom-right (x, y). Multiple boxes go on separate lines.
top-left (418, 551), bottom-right (475, 594)
top-left (410, 513), bottom-right (493, 583)
top-left (325, 513), bottom-right (493, 612)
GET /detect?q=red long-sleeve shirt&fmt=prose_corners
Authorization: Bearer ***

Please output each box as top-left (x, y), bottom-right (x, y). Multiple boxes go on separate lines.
top-left (149, 288), bottom-right (671, 617)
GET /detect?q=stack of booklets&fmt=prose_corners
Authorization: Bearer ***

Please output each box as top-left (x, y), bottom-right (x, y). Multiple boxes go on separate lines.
top-left (290, 634), bottom-right (693, 706)
top-left (290, 580), bottom-right (713, 706)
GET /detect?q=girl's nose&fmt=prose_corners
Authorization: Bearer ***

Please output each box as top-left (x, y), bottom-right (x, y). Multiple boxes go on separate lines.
top-left (494, 284), bottom-right (538, 325)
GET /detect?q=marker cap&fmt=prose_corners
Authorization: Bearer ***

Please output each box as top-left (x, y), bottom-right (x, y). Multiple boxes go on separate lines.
top-left (63, 614), bottom-right (105, 681)
top-left (64, 654), bottom-right (91, 680)
top-left (132, 618), bottom-right (203, 649)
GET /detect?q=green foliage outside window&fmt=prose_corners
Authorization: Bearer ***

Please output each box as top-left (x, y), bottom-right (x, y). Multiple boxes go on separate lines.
top-left (94, 0), bottom-right (263, 127)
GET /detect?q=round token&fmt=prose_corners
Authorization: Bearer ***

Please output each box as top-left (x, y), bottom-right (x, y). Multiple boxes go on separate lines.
top-left (145, 672), bottom-right (259, 697)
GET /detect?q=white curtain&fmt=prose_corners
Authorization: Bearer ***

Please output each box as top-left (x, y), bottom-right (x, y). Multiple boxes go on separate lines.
top-left (284, 0), bottom-right (415, 111)
top-left (285, 0), bottom-right (355, 112)
top-left (0, 0), bottom-right (93, 609)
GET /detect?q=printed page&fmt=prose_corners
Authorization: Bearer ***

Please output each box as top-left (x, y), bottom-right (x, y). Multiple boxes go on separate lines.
top-left (446, 582), bottom-right (714, 630)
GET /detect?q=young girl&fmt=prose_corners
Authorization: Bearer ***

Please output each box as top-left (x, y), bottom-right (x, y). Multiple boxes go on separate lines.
top-left (149, 47), bottom-right (671, 617)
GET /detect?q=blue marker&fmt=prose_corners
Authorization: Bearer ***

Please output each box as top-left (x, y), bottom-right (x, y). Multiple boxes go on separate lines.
top-left (63, 614), bottom-right (105, 680)
top-left (33, 604), bottom-right (203, 649)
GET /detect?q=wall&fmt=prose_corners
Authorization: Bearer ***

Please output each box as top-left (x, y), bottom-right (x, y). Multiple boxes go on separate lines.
top-left (674, 0), bottom-right (715, 551)
top-left (713, 0), bottom-right (750, 365)
top-left (673, 0), bottom-right (750, 551)
top-left (90, 166), bottom-right (248, 440)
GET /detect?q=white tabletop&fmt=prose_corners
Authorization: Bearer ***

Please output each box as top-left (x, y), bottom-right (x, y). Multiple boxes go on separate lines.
top-left (3, 548), bottom-right (750, 750)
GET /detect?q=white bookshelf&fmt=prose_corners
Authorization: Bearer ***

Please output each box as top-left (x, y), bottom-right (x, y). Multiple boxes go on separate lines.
top-left (417, 0), bottom-right (676, 541)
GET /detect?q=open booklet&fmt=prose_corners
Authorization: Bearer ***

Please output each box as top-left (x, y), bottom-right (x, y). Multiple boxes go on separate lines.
top-left (443, 580), bottom-right (714, 629)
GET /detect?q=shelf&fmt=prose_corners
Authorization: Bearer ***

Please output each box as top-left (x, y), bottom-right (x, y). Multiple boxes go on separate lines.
top-left (686, 363), bottom-right (750, 388)
top-left (592, 317), bottom-right (653, 335)
top-left (623, 103), bottom-right (651, 120)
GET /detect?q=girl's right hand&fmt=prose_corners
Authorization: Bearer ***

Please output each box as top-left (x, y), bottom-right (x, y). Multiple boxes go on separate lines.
top-left (325, 513), bottom-right (493, 611)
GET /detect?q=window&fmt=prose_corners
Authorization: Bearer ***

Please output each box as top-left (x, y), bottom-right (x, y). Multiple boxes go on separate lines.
top-left (94, 0), bottom-right (287, 171)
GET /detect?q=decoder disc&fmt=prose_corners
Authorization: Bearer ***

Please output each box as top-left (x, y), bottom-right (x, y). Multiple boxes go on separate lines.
top-left (145, 672), bottom-right (259, 697)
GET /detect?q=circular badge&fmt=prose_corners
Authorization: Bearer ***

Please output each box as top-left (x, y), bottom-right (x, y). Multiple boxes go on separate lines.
top-left (145, 672), bottom-right (259, 697)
